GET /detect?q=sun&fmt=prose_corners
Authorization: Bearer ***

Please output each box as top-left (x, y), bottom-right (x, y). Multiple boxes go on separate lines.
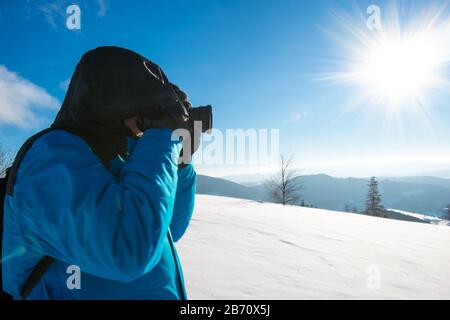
top-left (320, 3), bottom-right (450, 113)
top-left (353, 32), bottom-right (444, 107)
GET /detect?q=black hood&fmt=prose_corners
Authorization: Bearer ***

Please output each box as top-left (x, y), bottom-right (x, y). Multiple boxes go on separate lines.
top-left (52, 46), bottom-right (188, 166)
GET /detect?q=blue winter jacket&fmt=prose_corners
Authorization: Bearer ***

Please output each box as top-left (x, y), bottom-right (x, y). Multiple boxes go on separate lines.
top-left (2, 128), bottom-right (196, 299)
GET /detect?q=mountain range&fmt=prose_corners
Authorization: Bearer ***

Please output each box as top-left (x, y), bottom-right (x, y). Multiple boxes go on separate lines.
top-left (196, 174), bottom-right (450, 217)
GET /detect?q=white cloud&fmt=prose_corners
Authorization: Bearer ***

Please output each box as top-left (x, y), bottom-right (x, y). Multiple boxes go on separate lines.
top-left (0, 65), bottom-right (60, 128)
top-left (32, 1), bottom-right (108, 29)
top-left (37, 1), bottom-right (66, 29)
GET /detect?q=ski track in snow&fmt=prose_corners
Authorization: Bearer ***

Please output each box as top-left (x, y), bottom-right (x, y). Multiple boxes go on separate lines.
top-left (176, 195), bottom-right (450, 299)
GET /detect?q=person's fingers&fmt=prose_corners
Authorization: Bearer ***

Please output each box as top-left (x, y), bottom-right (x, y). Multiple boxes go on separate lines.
top-left (124, 116), bottom-right (144, 137)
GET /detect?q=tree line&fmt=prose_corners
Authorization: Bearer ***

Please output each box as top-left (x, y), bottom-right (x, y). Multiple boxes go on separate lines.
top-left (265, 153), bottom-right (450, 221)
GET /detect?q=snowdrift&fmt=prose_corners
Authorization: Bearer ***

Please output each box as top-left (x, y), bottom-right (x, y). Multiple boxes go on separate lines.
top-left (177, 195), bottom-right (450, 299)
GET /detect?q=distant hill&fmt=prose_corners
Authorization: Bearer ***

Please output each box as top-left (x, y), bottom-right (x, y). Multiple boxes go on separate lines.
top-left (196, 174), bottom-right (450, 217)
top-left (222, 173), bottom-right (269, 186)
top-left (418, 169), bottom-right (450, 179)
top-left (385, 176), bottom-right (450, 189)
top-left (196, 175), bottom-right (269, 201)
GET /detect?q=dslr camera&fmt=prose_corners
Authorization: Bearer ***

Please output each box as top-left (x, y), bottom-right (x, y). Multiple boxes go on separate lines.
top-left (138, 83), bottom-right (213, 134)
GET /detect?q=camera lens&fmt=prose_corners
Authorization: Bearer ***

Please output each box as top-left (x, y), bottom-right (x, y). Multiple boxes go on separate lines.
top-left (191, 105), bottom-right (213, 133)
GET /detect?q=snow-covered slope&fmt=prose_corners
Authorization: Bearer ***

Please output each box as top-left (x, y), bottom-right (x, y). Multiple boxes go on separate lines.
top-left (177, 195), bottom-right (450, 299)
top-left (388, 209), bottom-right (446, 225)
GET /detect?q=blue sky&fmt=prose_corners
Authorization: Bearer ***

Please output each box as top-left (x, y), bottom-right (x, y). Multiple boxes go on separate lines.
top-left (1, 0), bottom-right (450, 177)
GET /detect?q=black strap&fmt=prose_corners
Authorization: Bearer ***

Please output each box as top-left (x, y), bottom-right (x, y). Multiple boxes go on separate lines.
top-left (5, 128), bottom-right (58, 299)
top-left (20, 256), bottom-right (54, 300)
top-left (6, 128), bottom-right (57, 196)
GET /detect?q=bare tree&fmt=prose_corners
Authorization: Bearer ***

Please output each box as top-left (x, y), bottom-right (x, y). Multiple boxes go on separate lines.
top-left (265, 153), bottom-right (302, 205)
top-left (0, 144), bottom-right (12, 178)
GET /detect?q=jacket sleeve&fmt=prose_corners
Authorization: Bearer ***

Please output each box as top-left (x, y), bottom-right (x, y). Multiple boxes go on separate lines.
top-left (170, 163), bottom-right (196, 242)
top-left (13, 129), bottom-right (182, 283)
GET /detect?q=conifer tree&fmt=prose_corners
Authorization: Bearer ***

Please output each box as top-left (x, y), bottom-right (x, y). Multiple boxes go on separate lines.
top-left (365, 177), bottom-right (385, 217)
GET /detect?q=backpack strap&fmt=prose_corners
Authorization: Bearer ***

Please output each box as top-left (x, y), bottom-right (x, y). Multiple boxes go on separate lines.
top-left (6, 128), bottom-right (58, 196)
top-left (19, 256), bottom-right (54, 300)
top-left (4, 127), bottom-right (58, 299)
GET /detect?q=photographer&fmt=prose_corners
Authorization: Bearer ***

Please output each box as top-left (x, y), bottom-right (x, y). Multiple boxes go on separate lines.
top-left (1, 47), bottom-right (207, 300)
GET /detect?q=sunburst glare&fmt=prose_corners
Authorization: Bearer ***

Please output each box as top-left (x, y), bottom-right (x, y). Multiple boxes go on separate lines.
top-left (320, 2), bottom-right (450, 116)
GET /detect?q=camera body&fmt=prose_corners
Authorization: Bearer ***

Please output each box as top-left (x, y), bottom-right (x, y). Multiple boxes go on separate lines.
top-left (190, 105), bottom-right (213, 133)
top-left (138, 84), bottom-right (213, 134)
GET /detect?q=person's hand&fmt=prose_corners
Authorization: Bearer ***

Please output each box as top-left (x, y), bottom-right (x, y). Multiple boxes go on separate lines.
top-left (124, 116), bottom-right (144, 137)
top-left (178, 123), bottom-right (201, 167)
top-left (169, 83), bottom-right (201, 167)
top-left (124, 84), bottom-right (200, 167)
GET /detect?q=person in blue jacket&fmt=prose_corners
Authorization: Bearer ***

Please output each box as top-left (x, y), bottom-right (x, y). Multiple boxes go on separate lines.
top-left (2, 47), bottom-right (198, 299)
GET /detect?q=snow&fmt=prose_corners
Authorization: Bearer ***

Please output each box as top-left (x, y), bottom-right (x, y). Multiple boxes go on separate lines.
top-left (177, 195), bottom-right (450, 299)
top-left (388, 208), bottom-right (445, 225)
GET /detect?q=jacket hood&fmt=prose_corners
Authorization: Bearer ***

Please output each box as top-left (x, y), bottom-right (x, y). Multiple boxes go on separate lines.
top-left (52, 46), bottom-right (188, 166)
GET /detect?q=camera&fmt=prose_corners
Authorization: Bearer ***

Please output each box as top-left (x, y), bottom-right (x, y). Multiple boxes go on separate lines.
top-left (138, 84), bottom-right (213, 134)
top-left (189, 105), bottom-right (213, 133)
